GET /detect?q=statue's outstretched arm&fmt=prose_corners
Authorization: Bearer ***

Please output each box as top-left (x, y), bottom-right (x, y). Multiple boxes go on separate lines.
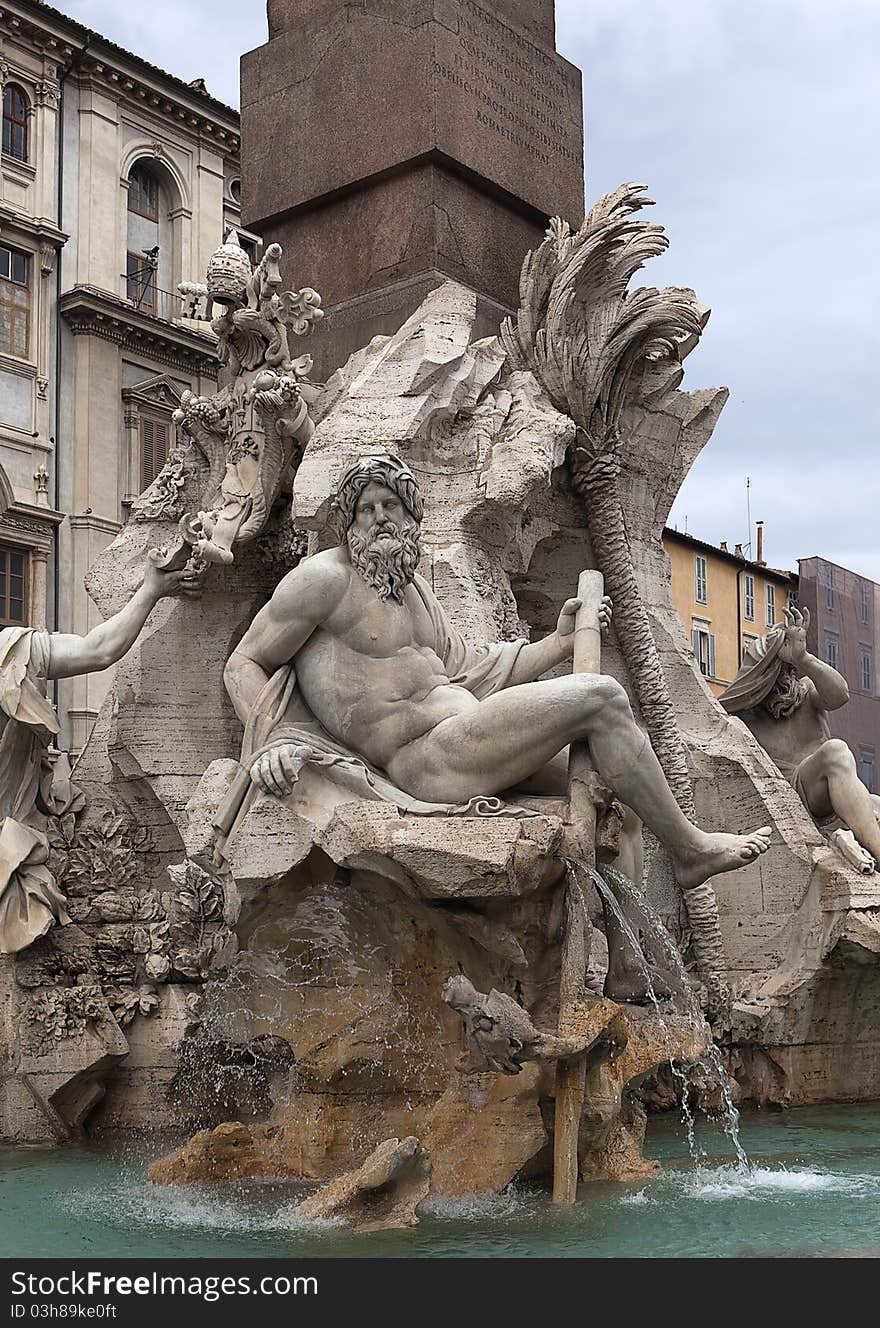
top-left (47, 555), bottom-right (194, 680)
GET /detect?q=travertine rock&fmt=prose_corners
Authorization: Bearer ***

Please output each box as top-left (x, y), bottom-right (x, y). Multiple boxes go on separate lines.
top-left (578, 1006), bottom-right (708, 1183)
top-left (423, 1066), bottom-right (546, 1196)
top-left (295, 1136), bottom-right (431, 1231)
top-left (148, 1121), bottom-right (264, 1184)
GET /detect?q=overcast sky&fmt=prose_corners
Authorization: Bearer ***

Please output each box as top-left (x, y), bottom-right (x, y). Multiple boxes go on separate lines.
top-left (65, 0), bottom-right (879, 577)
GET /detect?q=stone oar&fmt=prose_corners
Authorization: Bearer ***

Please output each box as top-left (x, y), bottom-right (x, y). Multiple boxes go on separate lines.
top-left (553, 568), bottom-right (604, 1206)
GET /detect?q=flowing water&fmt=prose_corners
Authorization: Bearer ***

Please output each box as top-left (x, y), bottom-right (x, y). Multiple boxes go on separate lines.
top-left (3, 1105), bottom-right (880, 1258)
top-left (564, 859), bottom-right (746, 1164)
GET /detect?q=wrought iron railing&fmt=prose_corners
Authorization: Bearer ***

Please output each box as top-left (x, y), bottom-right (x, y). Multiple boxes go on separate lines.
top-left (122, 274), bottom-right (208, 322)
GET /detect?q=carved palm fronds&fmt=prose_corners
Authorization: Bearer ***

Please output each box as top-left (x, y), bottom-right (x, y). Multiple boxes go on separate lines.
top-left (502, 183), bottom-right (725, 985)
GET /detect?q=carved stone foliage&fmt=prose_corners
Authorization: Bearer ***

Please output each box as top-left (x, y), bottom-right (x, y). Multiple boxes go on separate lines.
top-left (18, 805), bottom-right (236, 1053)
top-left (164, 860), bottom-right (235, 982)
top-left (501, 184), bottom-right (725, 987)
top-left (130, 442), bottom-right (191, 523)
top-left (47, 807), bottom-right (155, 899)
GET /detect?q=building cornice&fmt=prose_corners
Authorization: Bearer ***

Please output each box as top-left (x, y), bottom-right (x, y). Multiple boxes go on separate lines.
top-left (67, 513), bottom-right (122, 537)
top-left (0, 0), bottom-right (240, 151)
top-left (59, 285), bottom-right (219, 377)
top-left (1, 503), bottom-right (61, 544)
top-left (0, 202), bottom-right (68, 249)
top-left (663, 526), bottom-right (797, 585)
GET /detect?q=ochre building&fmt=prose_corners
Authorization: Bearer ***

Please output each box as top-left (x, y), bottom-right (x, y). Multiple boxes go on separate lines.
top-left (663, 526), bottom-right (797, 697)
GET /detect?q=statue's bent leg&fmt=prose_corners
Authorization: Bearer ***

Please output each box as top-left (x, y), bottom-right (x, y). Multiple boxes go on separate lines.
top-left (796, 740), bottom-right (880, 862)
top-left (387, 674), bottom-right (770, 889)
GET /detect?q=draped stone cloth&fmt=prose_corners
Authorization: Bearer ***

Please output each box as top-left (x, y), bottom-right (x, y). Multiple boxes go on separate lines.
top-left (214, 575), bottom-right (538, 847)
top-left (0, 627), bottom-right (72, 954)
top-left (718, 626), bottom-right (786, 715)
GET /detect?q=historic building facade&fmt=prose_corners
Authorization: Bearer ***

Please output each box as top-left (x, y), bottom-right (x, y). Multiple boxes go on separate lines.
top-left (0, 0), bottom-right (248, 749)
top-left (797, 556), bottom-right (880, 793)
top-left (663, 526), bottom-right (797, 698)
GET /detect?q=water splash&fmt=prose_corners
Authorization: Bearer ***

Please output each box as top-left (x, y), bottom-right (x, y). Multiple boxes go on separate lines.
top-left (59, 1176), bottom-right (336, 1235)
top-left (676, 1164), bottom-right (880, 1202)
top-left (562, 858), bottom-right (703, 1159)
top-left (619, 1188), bottom-right (657, 1206)
top-left (603, 865), bottom-right (749, 1169)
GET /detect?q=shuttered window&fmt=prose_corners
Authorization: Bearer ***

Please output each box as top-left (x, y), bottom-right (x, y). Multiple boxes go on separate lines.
top-left (139, 413), bottom-right (170, 490)
top-left (2, 84), bottom-right (29, 163)
top-left (692, 624), bottom-right (716, 679)
top-left (0, 243), bottom-right (30, 358)
top-left (127, 251), bottom-right (156, 313)
top-left (0, 544), bottom-right (28, 625)
top-left (694, 555), bottom-right (707, 604)
top-left (766, 584), bottom-right (776, 626)
top-left (743, 574), bottom-right (755, 621)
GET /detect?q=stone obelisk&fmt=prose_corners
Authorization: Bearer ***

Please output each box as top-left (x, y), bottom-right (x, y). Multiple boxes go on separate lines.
top-left (241, 0), bottom-right (584, 378)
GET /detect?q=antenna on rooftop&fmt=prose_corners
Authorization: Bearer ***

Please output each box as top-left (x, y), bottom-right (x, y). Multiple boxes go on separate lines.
top-left (745, 476), bottom-right (752, 558)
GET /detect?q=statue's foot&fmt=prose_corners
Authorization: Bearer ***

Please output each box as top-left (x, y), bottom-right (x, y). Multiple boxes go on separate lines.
top-left (673, 827), bottom-right (771, 891)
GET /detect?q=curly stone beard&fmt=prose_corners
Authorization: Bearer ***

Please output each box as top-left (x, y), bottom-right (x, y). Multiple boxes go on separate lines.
top-left (764, 663), bottom-right (808, 720)
top-left (346, 518), bottom-right (422, 603)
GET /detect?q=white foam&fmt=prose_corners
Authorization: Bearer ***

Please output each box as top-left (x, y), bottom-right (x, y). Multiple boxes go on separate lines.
top-left (60, 1179), bottom-right (337, 1235)
top-left (678, 1164), bottom-right (880, 1201)
top-left (619, 1189), bottom-right (657, 1206)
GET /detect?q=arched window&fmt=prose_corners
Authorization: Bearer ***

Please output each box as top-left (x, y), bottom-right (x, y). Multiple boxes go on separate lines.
top-left (128, 163), bottom-right (159, 220)
top-left (2, 84), bottom-right (29, 163)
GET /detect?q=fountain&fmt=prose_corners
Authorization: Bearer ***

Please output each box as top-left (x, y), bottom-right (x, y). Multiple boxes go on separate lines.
top-left (3, 20), bottom-right (880, 1254)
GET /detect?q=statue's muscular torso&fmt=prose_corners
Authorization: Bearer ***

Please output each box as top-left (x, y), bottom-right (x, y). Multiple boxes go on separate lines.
top-left (740, 682), bottom-right (831, 781)
top-left (273, 550), bottom-right (479, 770)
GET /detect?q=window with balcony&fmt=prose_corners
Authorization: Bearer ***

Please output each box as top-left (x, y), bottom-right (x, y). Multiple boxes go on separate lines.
top-left (694, 554), bottom-right (707, 605)
top-left (139, 412), bottom-right (171, 490)
top-left (2, 84), bottom-right (29, 163)
top-left (0, 544), bottom-right (28, 625)
top-left (743, 573), bottom-right (755, 621)
top-left (126, 251), bottom-right (157, 314)
top-left (766, 583), bottom-right (776, 626)
top-left (0, 243), bottom-right (30, 358)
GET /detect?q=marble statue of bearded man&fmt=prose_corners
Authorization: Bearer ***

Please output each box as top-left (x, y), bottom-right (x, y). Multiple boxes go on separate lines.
top-left (223, 453), bottom-right (771, 896)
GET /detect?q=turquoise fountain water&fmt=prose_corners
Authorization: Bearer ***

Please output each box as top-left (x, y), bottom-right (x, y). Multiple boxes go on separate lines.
top-left (3, 1105), bottom-right (880, 1258)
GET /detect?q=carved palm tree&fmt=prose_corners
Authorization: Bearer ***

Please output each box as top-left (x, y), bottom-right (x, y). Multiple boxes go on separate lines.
top-left (501, 183), bottom-right (724, 984)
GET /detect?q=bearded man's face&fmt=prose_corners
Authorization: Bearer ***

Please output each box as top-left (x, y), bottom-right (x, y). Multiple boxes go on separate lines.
top-left (764, 662), bottom-right (807, 720)
top-left (346, 480), bottom-right (421, 603)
